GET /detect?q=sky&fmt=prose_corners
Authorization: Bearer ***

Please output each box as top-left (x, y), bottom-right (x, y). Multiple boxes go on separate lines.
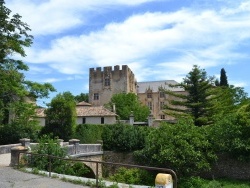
top-left (6, 0), bottom-right (250, 106)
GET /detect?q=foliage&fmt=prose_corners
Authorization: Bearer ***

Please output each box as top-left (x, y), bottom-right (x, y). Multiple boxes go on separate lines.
top-left (30, 135), bottom-right (90, 177)
top-left (208, 105), bottom-right (250, 161)
top-left (134, 119), bottom-right (217, 177)
top-left (0, 1), bottom-right (55, 126)
top-left (164, 65), bottom-right (217, 126)
top-left (220, 68), bottom-right (229, 87)
top-left (41, 92), bottom-right (76, 141)
top-left (74, 93), bottom-right (89, 103)
top-left (74, 124), bottom-right (103, 144)
top-left (106, 93), bottom-right (150, 121)
top-left (179, 177), bottom-right (250, 188)
top-left (0, 121), bottom-right (40, 144)
top-left (109, 167), bottom-right (155, 186)
top-left (102, 123), bottom-right (151, 151)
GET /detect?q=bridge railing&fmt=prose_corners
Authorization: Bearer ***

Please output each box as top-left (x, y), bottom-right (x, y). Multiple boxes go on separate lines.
top-left (17, 152), bottom-right (177, 188)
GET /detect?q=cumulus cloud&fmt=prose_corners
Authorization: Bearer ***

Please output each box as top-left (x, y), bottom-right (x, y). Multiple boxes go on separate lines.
top-left (6, 0), bottom-right (250, 94)
top-left (7, 0), bottom-right (162, 35)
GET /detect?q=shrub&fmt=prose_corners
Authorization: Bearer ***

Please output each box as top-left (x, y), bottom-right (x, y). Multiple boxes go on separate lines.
top-left (208, 111), bottom-right (250, 161)
top-left (30, 135), bottom-right (90, 177)
top-left (109, 167), bottom-right (154, 186)
top-left (0, 122), bottom-right (40, 144)
top-left (102, 123), bottom-right (151, 151)
top-left (134, 119), bottom-right (217, 177)
top-left (74, 124), bottom-right (103, 143)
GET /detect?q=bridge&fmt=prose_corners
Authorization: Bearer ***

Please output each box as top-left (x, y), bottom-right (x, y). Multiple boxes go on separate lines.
top-left (0, 138), bottom-right (103, 178)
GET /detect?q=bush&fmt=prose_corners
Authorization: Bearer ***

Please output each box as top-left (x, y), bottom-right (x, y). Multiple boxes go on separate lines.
top-left (109, 167), bottom-right (154, 186)
top-left (134, 119), bottom-right (217, 177)
top-left (102, 123), bottom-right (151, 151)
top-left (208, 111), bottom-right (250, 161)
top-left (30, 135), bottom-right (90, 177)
top-left (0, 122), bottom-right (40, 144)
top-left (74, 124), bottom-right (103, 143)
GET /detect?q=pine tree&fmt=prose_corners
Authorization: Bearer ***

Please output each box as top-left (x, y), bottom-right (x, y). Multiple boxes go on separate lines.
top-left (164, 65), bottom-right (216, 126)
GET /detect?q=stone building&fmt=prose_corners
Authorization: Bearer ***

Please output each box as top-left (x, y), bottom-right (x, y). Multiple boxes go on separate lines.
top-left (137, 80), bottom-right (185, 120)
top-left (89, 65), bottom-right (185, 120)
top-left (89, 65), bottom-right (137, 106)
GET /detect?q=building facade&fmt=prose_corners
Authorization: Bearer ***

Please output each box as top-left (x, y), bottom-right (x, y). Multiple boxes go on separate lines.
top-left (89, 65), bottom-right (185, 120)
top-left (89, 65), bottom-right (137, 106)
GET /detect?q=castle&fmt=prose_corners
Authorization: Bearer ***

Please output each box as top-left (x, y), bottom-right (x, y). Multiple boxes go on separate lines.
top-left (89, 65), bottom-right (184, 120)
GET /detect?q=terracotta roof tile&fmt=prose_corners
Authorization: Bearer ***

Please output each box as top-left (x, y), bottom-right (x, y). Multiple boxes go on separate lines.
top-left (76, 106), bottom-right (116, 117)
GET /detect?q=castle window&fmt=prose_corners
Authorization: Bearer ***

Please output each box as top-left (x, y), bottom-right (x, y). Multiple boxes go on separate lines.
top-left (161, 115), bottom-right (165, 119)
top-left (160, 91), bottom-right (165, 98)
top-left (147, 92), bottom-right (152, 98)
top-left (104, 78), bottom-right (110, 86)
top-left (148, 102), bottom-right (152, 110)
top-left (160, 102), bottom-right (165, 110)
top-left (94, 93), bottom-right (99, 100)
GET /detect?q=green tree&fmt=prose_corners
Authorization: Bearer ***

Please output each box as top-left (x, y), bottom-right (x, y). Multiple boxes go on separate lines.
top-left (0, 1), bottom-right (55, 125)
top-left (41, 92), bottom-right (76, 141)
top-left (106, 93), bottom-right (150, 121)
top-left (219, 68), bottom-right (228, 87)
top-left (134, 119), bottom-right (216, 177)
top-left (74, 93), bottom-right (89, 102)
top-left (164, 65), bottom-right (216, 126)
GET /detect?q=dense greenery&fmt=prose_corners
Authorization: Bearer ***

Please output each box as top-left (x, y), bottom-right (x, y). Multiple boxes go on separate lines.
top-left (74, 93), bottom-right (89, 103)
top-left (0, 1), bottom-right (55, 144)
top-left (102, 123), bottom-right (151, 151)
top-left (74, 124), bottom-right (103, 144)
top-left (106, 93), bottom-right (150, 121)
top-left (164, 65), bottom-right (218, 126)
top-left (109, 167), bottom-right (155, 186)
top-left (30, 135), bottom-right (90, 177)
top-left (134, 119), bottom-right (217, 176)
top-left (40, 92), bottom-right (76, 141)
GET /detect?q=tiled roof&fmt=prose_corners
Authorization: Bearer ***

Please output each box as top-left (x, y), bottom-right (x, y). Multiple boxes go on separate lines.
top-left (76, 106), bottom-right (117, 117)
top-left (76, 101), bottom-right (91, 106)
top-left (35, 106), bottom-right (116, 117)
top-left (137, 80), bottom-right (184, 93)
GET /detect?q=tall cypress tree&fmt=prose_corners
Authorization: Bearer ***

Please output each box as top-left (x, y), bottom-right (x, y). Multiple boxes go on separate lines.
top-left (220, 68), bottom-right (229, 87)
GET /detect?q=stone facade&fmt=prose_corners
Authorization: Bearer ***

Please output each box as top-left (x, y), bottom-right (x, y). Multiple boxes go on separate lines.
top-left (89, 65), bottom-right (185, 120)
top-left (89, 65), bottom-right (137, 106)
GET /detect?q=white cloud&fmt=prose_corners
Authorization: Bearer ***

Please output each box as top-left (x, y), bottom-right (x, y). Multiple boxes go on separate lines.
top-left (6, 0), bottom-right (161, 36)
top-left (20, 4), bottom-right (250, 78)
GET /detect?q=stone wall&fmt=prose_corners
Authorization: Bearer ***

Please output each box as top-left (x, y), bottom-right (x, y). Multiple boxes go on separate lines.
top-left (103, 151), bottom-right (250, 180)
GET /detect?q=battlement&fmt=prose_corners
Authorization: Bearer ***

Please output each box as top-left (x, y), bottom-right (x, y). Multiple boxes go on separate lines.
top-left (89, 65), bottom-right (131, 73)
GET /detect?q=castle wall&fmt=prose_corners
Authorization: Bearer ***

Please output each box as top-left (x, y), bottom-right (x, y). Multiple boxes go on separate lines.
top-left (89, 65), bottom-right (137, 106)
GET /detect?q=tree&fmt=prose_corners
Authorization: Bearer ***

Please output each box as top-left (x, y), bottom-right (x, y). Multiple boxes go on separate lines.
top-left (74, 93), bottom-right (89, 103)
top-left (164, 65), bottom-right (216, 126)
top-left (41, 92), bottom-right (76, 141)
top-left (134, 119), bottom-right (216, 177)
top-left (219, 68), bottom-right (228, 87)
top-left (106, 93), bottom-right (150, 121)
top-left (0, 1), bottom-right (55, 125)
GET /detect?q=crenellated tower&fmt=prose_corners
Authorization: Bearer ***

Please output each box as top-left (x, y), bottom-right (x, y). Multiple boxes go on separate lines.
top-left (89, 65), bottom-right (137, 106)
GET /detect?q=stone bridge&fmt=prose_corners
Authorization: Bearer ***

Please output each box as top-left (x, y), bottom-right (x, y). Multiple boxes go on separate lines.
top-left (0, 138), bottom-right (103, 178)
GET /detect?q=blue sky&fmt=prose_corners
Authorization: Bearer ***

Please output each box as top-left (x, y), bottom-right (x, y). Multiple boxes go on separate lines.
top-left (6, 0), bottom-right (250, 106)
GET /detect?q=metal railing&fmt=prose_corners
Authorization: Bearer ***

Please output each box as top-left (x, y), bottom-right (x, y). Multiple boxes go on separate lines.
top-left (18, 152), bottom-right (177, 188)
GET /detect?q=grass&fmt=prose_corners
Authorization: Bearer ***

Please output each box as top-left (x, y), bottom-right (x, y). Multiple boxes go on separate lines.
top-left (179, 177), bottom-right (250, 188)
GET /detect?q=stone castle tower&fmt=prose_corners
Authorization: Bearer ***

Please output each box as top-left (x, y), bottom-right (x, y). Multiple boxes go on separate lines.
top-left (89, 65), bottom-right (137, 106)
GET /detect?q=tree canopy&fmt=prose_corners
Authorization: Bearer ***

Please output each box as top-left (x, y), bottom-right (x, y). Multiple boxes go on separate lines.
top-left (41, 92), bottom-right (76, 141)
top-left (164, 65), bottom-right (217, 126)
top-left (106, 93), bottom-right (150, 122)
top-left (0, 1), bottom-right (55, 125)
